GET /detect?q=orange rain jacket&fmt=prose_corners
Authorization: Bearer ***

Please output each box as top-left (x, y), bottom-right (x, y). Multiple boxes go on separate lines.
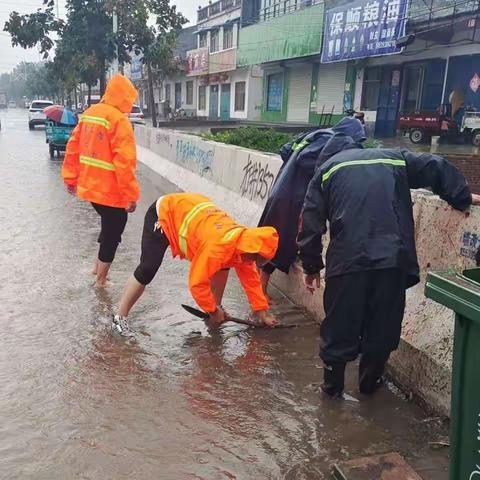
top-left (62, 74), bottom-right (140, 208)
top-left (158, 193), bottom-right (279, 313)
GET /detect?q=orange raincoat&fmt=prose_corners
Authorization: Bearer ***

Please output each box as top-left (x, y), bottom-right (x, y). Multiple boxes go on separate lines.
top-left (158, 193), bottom-right (279, 313)
top-left (62, 74), bottom-right (140, 208)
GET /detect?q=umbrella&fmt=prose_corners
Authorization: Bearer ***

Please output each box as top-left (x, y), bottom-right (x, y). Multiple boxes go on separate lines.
top-left (44, 105), bottom-right (77, 126)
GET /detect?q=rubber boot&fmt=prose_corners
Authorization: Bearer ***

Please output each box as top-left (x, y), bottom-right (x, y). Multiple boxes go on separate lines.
top-left (359, 353), bottom-right (389, 395)
top-left (321, 362), bottom-right (346, 398)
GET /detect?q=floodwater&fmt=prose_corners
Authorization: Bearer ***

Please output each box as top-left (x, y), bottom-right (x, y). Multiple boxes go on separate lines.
top-left (0, 109), bottom-right (449, 479)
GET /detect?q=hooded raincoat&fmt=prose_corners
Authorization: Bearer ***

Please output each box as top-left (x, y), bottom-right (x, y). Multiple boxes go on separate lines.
top-left (158, 193), bottom-right (279, 313)
top-left (62, 74), bottom-right (140, 208)
top-left (258, 117), bottom-right (366, 273)
top-left (298, 134), bottom-right (472, 288)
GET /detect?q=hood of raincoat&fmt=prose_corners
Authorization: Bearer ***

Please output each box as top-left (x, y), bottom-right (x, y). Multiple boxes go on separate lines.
top-left (333, 117), bottom-right (366, 142)
top-left (236, 227), bottom-right (279, 260)
top-left (101, 74), bottom-right (138, 114)
top-left (317, 133), bottom-right (362, 164)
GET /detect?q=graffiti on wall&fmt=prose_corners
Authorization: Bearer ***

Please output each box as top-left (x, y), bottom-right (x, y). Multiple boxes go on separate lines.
top-left (155, 132), bottom-right (171, 145)
top-left (239, 156), bottom-right (276, 201)
top-left (460, 231), bottom-right (480, 263)
top-left (175, 139), bottom-right (214, 176)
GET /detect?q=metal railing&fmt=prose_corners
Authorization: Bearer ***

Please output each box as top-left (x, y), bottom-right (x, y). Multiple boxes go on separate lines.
top-left (197, 0), bottom-right (242, 23)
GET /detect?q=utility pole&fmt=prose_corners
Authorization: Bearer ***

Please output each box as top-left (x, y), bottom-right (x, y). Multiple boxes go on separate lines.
top-left (112, 6), bottom-right (119, 75)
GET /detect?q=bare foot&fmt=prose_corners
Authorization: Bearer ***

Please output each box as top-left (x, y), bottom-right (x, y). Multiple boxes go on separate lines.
top-left (95, 279), bottom-right (113, 288)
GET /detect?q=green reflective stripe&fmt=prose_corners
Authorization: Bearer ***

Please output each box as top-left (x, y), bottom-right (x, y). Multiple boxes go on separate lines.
top-left (322, 159), bottom-right (406, 187)
top-left (80, 115), bottom-right (110, 129)
top-left (223, 227), bottom-right (243, 242)
top-left (178, 202), bottom-right (215, 256)
top-left (80, 155), bottom-right (115, 171)
top-left (292, 139), bottom-right (309, 152)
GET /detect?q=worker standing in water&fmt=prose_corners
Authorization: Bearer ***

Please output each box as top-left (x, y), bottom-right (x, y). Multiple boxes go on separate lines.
top-left (113, 193), bottom-right (279, 335)
top-left (62, 74), bottom-right (140, 287)
top-left (298, 132), bottom-right (480, 398)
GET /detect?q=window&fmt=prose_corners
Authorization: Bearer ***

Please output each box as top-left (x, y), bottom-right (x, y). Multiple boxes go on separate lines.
top-left (198, 85), bottom-right (206, 110)
top-left (234, 81), bottom-right (246, 111)
top-left (210, 29), bottom-right (219, 52)
top-left (131, 105), bottom-right (142, 113)
top-left (223, 26), bottom-right (233, 49)
top-left (186, 81), bottom-right (194, 105)
top-left (199, 32), bottom-right (208, 48)
top-left (266, 73), bottom-right (283, 112)
top-left (361, 67), bottom-right (381, 111)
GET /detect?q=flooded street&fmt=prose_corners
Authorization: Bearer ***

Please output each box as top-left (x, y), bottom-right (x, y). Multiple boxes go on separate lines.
top-left (0, 109), bottom-right (449, 479)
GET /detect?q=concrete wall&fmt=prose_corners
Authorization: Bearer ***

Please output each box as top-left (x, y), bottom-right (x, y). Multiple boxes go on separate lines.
top-left (135, 125), bottom-right (480, 416)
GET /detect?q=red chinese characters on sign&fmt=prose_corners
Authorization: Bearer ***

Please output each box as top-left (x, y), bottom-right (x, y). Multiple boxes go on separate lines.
top-left (186, 48), bottom-right (209, 76)
top-left (470, 73), bottom-right (480, 93)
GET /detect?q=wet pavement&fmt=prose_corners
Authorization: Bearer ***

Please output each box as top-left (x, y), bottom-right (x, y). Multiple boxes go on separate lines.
top-left (0, 109), bottom-right (450, 479)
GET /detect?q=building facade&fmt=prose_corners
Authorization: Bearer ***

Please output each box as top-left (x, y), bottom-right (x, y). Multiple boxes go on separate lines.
top-left (186, 0), bottom-right (263, 121)
top-left (237, 0), bottom-right (348, 125)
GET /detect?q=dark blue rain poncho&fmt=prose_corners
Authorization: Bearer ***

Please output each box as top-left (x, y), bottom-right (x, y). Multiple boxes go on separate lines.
top-left (258, 117), bottom-right (366, 274)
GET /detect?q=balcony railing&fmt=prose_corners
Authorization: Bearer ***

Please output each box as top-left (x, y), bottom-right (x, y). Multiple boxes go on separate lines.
top-left (197, 0), bottom-right (241, 23)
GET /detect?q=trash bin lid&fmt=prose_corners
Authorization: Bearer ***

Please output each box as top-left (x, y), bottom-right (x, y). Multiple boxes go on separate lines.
top-left (425, 268), bottom-right (480, 324)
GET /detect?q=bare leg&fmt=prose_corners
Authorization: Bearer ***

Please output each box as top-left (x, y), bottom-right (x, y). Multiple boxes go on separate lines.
top-left (118, 276), bottom-right (146, 317)
top-left (210, 269), bottom-right (230, 305)
top-left (92, 257), bottom-right (99, 275)
top-left (95, 260), bottom-right (112, 288)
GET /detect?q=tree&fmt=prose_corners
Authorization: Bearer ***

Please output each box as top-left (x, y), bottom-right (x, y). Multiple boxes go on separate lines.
top-left (4, 0), bottom-right (187, 113)
top-left (4, 0), bottom-right (64, 58)
top-left (116, 0), bottom-right (187, 126)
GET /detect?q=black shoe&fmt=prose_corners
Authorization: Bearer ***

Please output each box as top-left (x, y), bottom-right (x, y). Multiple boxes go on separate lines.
top-left (359, 354), bottom-right (388, 395)
top-left (322, 362), bottom-right (346, 398)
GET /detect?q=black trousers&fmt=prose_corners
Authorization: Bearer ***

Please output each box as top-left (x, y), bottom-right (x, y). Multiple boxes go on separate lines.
top-left (133, 202), bottom-right (170, 285)
top-left (91, 203), bottom-right (128, 263)
top-left (320, 268), bottom-right (407, 365)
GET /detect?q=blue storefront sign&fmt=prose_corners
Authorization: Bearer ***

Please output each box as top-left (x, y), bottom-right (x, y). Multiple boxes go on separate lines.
top-left (321, 0), bottom-right (408, 63)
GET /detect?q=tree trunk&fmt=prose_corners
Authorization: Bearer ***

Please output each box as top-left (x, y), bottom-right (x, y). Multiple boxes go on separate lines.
top-left (147, 61), bottom-right (157, 128)
top-left (74, 86), bottom-right (78, 110)
top-left (88, 85), bottom-right (92, 106)
top-left (99, 58), bottom-right (107, 96)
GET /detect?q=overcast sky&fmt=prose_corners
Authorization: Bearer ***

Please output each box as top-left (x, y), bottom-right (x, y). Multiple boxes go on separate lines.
top-left (0, 0), bottom-right (198, 74)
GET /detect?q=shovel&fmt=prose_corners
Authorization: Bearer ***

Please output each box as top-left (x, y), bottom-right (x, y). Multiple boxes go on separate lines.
top-left (181, 304), bottom-right (303, 329)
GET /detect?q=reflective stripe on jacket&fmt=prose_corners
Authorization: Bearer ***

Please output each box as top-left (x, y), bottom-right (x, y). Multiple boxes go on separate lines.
top-left (62, 75), bottom-right (140, 208)
top-left (158, 193), bottom-right (272, 313)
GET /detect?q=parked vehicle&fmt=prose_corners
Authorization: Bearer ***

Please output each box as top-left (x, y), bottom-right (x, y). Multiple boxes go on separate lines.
top-left (28, 100), bottom-right (54, 129)
top-left (399, 106), bottom-right (480, 145)
top-left (398, 111), bottom-right (447, 144)
top-left (128, 104), bottom-right (145, 125)
top-left (8, 100), bottom-right (16, 108)
top-left (0, 92), bottom-right (7, 109)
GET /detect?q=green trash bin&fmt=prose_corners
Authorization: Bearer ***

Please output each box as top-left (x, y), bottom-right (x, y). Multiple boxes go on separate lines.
top-left (425, 267), bottom-right (480, 480)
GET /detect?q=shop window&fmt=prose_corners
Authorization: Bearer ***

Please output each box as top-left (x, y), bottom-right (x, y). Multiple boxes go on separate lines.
top-left (235, 81), bottom-right (246, 111)
top-left (186, 81), bottom-right (194, 105)
top-left (266, 73), bottom-right (283, 112)
top-left (361, 67), bottom-right (381, 111)
top-left (199, 32), bottom-right (207, 48)
top-left (223, 26), bottom-right (233, 49)
top-left (210, 30), bottom-right (219, 53)
top-left (198, 85), bottom-right (206, 110)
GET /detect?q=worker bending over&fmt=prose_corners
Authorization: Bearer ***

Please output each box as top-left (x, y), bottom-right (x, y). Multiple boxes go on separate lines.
top-left (114, 193), bottom-right (279, 335)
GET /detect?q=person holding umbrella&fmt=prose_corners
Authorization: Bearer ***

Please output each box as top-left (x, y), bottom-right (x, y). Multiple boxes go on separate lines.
top-left (62, 74), bottom-right (140, 287)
